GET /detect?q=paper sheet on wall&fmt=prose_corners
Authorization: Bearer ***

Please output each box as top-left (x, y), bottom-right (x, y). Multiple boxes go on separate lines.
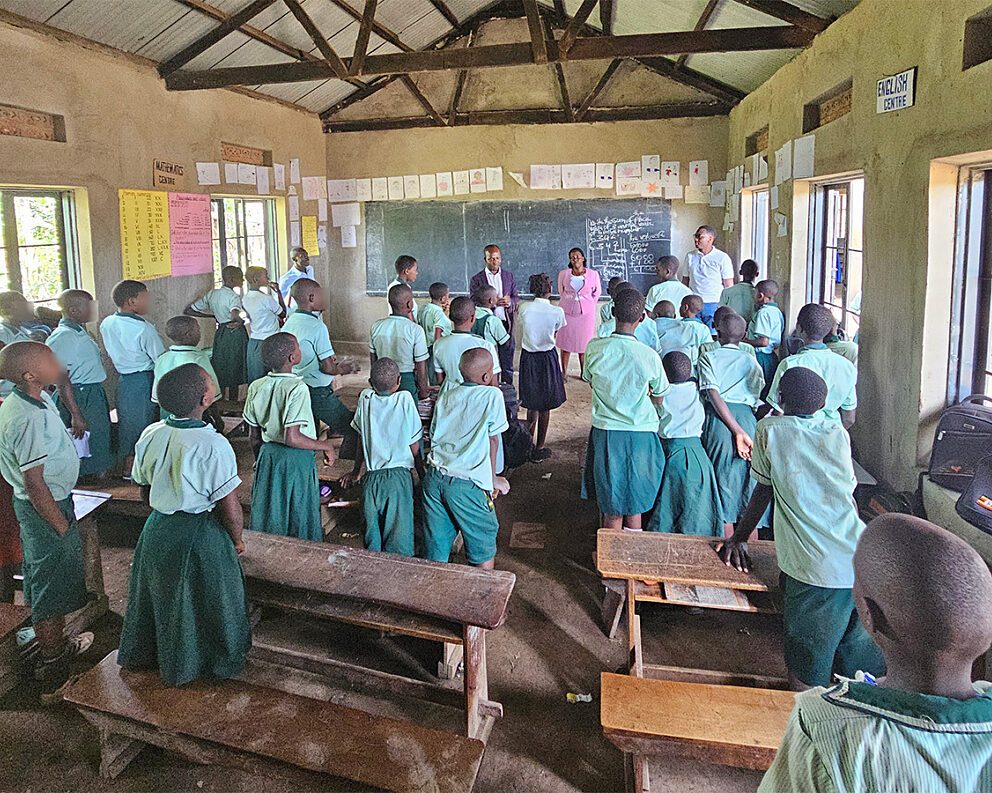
top-left (615, 177), bottom-right (640, 196)
top-left (119, 190), bottom-right (171, 281)
top-left (660, 161), bottom-right (680, 187)
top-left (663, 184), bottom-right (683, 199)
top-left (317, 224), bottom-right (327, 252)
top-left (775, 140), bottom-right (792, 184)
top-left (288, 195), bottom-right (300, 222)
top-left (775, 211), bottom-right (789, 237)
top-left (388, 176), bottom-right (405, 200)
top-left (196, 162), bottom-right (221, 186)
top-left (641, 155), bottom-right (660, 180)
top-left (290, 220), bottom-right (300, 247)
top-left (616, 161), bottom-right (640, 179)
top-left (238, 163), bottom-right (256, 185)
top-left (302, 176), bottom-right (326, 201)
top-left (641, 176), bottom-right (661, 197)
top-left (167, 192), bottom-right (212, 277)
top-left (726, 169), bottom-right (734, 192)
top-left (734, 165), bottom-right (744, 194)
top-left (469, 168), bottom-right (487, 193)
top-left (419, 174), bottom-right (436, 198)
top-left (744, 171), bottom-right (752, 188)
top-left (759, 155), bottom-right (768, 182)
top-left (301, 216), bottom-right (318, 253)
top-left (548, 165), bottom-right (562, 190)
top-left (273, 163), bottom-right (286, 191)
top-left (224, 163), bottom-right (239, 183)
top-left (688, 160), bottom-right (708, 186)
top-left (729, 193), bottom-right (740, 219)
top-left (529, 165), bottom-right (552, 190)
top-left (793, 134), bottom-right (815, 179)
top-left (256, 166), bottom-right (270, 195)
top-left (371, 177), bottom-right (389, 201)
top-left (770, 185), bottom-right (779, 210)
top-left (435, 172), bottom-right (453, 196)
top-left (485, 167), bottom-right (503, 191)
top-left (327, 179), bottom-right (357, 202)
top-left (595, 163), bottom-right (614, 189)
top-left (331, 202), bottom-right (360, 228)
top-left (356, 178), bottom-right (372, 202)
top-left (317, 198), bottom-right (327, 222)
top-left (288, 185), bottom-right (296, 195)
top-left (508, 171), bottom-right (526, 188)
top-left (562, 163), bottom-right (595, 190)
top-left (403, 175), bottom-right (420, 199)
top-left (709, 180), bottom-right (727, 207)
top-left (453, 171), bottom-right (470, 195)
top-left (341, 225), bottom-right (356, 248)
top-left (290, 158), bottom-right (300, 184)
top-left (685, 185), bottom-right (711, 204)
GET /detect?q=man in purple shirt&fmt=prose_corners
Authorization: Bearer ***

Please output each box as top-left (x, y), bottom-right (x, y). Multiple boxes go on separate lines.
top-left (469, 244), bottom-right (518, 385)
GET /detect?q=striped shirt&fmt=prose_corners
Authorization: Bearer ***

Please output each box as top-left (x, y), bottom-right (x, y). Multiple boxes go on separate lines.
top-left (759, 679), bottom-right (992, 793)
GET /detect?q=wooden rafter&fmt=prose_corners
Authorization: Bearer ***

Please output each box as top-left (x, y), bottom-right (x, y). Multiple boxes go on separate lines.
top-left (599, 0), bottom-right (616, 36)
top-left (732, 0), bottom-right (831, 32)
top-left (171, 0), bottom-right (315, 62)
top-left (677, 0), bottom-right (722, 68)
top-left (426, 0), bottom-right (459, 28)
top-left (447, 26), bottom-right (476, 125)
top-left (350, 0), bottom-right (378, 77)
top-left (522, 0), bottom-right (548, 65)
top-left (542, 15), bottom-right (572, 122)
top-left (325, 0), bottom-right (413, 52)
top-left (575, 58), bottom-right (624, 121)
top-left (282, 0), bottom-right (349, 80)
top-left (558, 0), bottom-right (600, 55)
top-left (158, 0), bottom-right (277, 77)
top-left (400, 75), bottom-right (446, 126)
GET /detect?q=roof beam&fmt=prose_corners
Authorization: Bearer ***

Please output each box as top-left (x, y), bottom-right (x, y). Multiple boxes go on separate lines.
top-left (319, 74), bottom-right (400, 118)
top-left (165, 26), bottom-right (814, 88)
top-left (558, 0), bottom-right (599, 55)
top-left (599, 0), bottom-right (616, 36)
top-left (447, 26), bottom-right (476, 125)
top-left (158, 0), bottom-right (277, 77)
top-left (732, 0), bottom-right (831, 33)
top-left (522, 0), bottom-right (548, 65)
top-left (637, 56), bottom-right (745, 105)
top-left (171, 0), bottom-right (315, 62)
top-left (325, 0), bottom-right (412, 52)
top-left (350, 0), bottom-right (378, 76)
top-left (677, 0), bottom-right (721, 67)
top-left (575, 58), bottom-right (624, 121)
top-left (426, 0), bottom-right (459, 28)
top-left (400, 75), bottom-right (446, 126)
top-left (543, 14), bottom-right (572, 122)
top-left (282, 0), bottom-right (349, 80)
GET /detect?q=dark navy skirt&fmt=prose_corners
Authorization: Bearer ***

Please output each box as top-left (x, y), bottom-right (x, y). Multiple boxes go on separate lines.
top-left (519, 349), bottom-right (566, 412)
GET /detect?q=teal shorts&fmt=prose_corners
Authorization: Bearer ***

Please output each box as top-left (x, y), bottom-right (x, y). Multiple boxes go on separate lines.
top-left (421, 468), bottom-right (498, 565)
top-left (308, 384), bottom-right (358, 459)
top-left (781, 572), bottom-right (885, 687)
top-left (362, 467), bottom-right (415, 556)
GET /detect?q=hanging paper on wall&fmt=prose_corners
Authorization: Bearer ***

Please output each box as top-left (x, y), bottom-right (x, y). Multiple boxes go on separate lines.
top-left (419, 174), bottom-right (436, 198)
top-left (529, 165), bottom-right (552, 190)
top-left (663, 184), bottom-right (683, 200)
top-left (317, 198), bottom-right (327, 222)
top-left (224, 163), bottom-right (239, 183)
top-left (273, 163), bottom-right (286, 191)
top-left (404, 175), bottom-right (421, 199)
top-left (371, 177), bottom-right (389, 201)
top-left (793, 134), bottom-right (815, 179)
top-left (562, 163), bottom-right (595, 190)
top-left (688, 160), bottom-right (708, 186)
top-left (759, 155), bottom-right (768, 182)
top-left (288, 195), bottom-right (300, 222)
top-left (436, 172), bottom-right (453, 196)
top-left (196, 162), bottom-right (220, 186)
top-left (640, 176), bottom-right (662, 197)
top-left (775, 141), bottom-right (792, 184)
top-left (453, 170), bottom-right (470, 195)
top-left (660, 161), bottom-right (680, 187)
top-left (331, 202), bottom-right (360, 228)
top-left (256, 166), bottom-right (270, 195)
top-left (167, 192), bottom-right (212, 278)
top-left (615, 177), bottom-right (640, 196)
top-left (469, 168), bottom-right (487, 193)
top-left (485, 167), bottom-right (503, 191)
top-left (770, 185), bottom-right (779, 210)
top-left (290, 221), bottom-right (300, 247)
top-left (641, 155), bottom-right (660, 179)
top-left (119, 189), bottom-right (171, 281)
top-left (709, 180), bottom-right (727, 207)
top-left (548, 165), bottom-right (562, 190)
top-left (775, 211), bottom-right (789, 237)
top-left (238, 163), bottom-right (256, 185)
top-left (316, 224), bottom-right (327, 252)
top-left (327, 179), bottom-right (357, 202)
top-left (302, 176), bottom-right (326, 201)
top-left (595, 163), bottom-right (614, 189)
top-left (508, 171), bottom-right (526, 188)
top-left (616, 161), bottom-right (640, 179)
top-left (685, 185), bottom-right (711, 204)
top-left (355, 178), bottom-right (372, 202)
top-left (341, 225), bottom-right (356, 248)
top-left (387, 176), bottom-right (405, 200)
top-left (734, 165), bottom-right (744, 194)
top-left (289, 158), bottom-right (300, 184)
top-left (744, 171), bottom-right (752, 188)
top-left (301, 216), bottom-right (318, 253)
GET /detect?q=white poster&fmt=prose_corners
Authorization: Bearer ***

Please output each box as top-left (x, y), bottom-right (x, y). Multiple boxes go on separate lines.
top-left (317, 224), bottom-right (327, 251)
top-left (419, 174), bottom-right (437, 199)
top-left (356, 178), bottom-right (373, 202)
top-left (775, 141), bottom-right (792, 185)
top-left (641, 155), bottom-right (660, 179)
top-left (616, 161), bottom-right (641, 179)
top-left (196, 162), bottom-right (221, 186)
top-left (290, 220), bottom-right (300, 246)
top-left (453, 170), bottom-right (470, 195)
top-left (371, 177), bottom-right (388, 202)
top-left (436, 172), bottom-right (453, 197)
top-left (341, 225), bottom-right (357, 248)
top-left (793, 134), bottom-right (815, 179)
top-left (317, 197), bottom-right (327, 222)
top-left (663, 184), bottom-right (683, 200)
top-left (273, 163), bottom-right (286, 191)
top-left (685, 185), bottom-right (710, 204)
top-left (302, 176), bottom-right (325, 201)
top-left (255, 166), bottom-right (270, 195)
top-left (288, 195), bottom-right (300, 222)
top-left (709, 180), bottom-right (727, 207)
top-left (770, 185), bottom-right (779, 210)
top-left (289, 158), bottom-right (300, 184)
top-left (561, 163), bottom-right (595, 190)
top-left (688, 160), bottom-right (708, 186)
top-left (331, 202), bottom-right (360, 228)
top-left (616, 177), bottom-right (640, 196)
top-left (529, 165), bottom-right (553, 190)
top-left (387, 176), bottom-right (405, 200)
top-left (403, 175), bottom-right (420, 199)
top-left (327, 179), bottom-right (357, 202)
top-left (238, 163), bottom-right (256, 185)
top-left (469, 168), bottom-right (487, 193)
top-left (485, 167), bottom-right (503, 192)
top-left (595, 163), bottom-right (614, 189)
top-left (660, 161), bottom-right (680, 187)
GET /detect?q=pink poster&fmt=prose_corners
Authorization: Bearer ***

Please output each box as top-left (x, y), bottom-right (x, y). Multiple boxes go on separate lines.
top-left (168, 192), bottom-right (213, 276)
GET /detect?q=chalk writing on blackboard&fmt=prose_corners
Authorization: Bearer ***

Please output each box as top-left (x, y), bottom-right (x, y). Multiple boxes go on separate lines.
top-left (586, 210), bottom-right (670, 283)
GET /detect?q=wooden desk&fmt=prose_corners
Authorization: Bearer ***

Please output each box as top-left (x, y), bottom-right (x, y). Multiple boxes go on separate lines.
top-left (0, 603), bottom-right (31, 698)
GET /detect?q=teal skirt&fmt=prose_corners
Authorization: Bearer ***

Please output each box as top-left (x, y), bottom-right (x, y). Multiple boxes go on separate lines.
top-left (647, 437), bottom-right (723, 536)
top-left (116, 370), bottom-right (157, 459)
top-left (362, 467), bottom-right (415, 556)
top-left (249, 443), bottom-right (321, 541)
top-left (211, 324), bottom-right (248, 389)
top-left (14, 498), bottom-right (88, 624)
top-left (309, 385), bottom-right (357, 459)
top-left (581, 427), bottom-right (664, 516)
top-left (118, 509), bottom-right (250, 687)
top-left (702, 402), bottom-right (757, 524)
top-left (399, 371), bottom-right (418, 400)
top-left (56, 382), bottom-right (113, 476)
top-left (245, 337), bottom-right (266, 384)
top-left (756, 350), bottom-right (778, 397)
top-left (427, 348), bottom-right (439, 387)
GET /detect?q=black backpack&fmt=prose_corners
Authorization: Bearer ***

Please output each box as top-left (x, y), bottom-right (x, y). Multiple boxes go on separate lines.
top-left (955, 454), bottom-right (992, 536)
top-left (499, 383), bottom-right (535, 470)
top-left (928, 395), bottom-right (992, 492)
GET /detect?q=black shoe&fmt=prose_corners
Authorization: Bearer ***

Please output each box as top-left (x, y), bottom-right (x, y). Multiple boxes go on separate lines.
top-left (530, 447), bottom-right (552, 462)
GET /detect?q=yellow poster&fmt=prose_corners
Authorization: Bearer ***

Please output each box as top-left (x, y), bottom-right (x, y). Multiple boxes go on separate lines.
top-left (301, 215), bottom-right (319, 254)
top-left (119, 189), bottom-right (171, 280)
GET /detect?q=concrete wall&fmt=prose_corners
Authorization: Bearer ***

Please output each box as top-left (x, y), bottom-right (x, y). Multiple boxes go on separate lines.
top-left (323, 116), bottom-right (730, 348)
top-left (725, 0), bottom-right (992, 490)
top-left (0, 17), bottom-right (325, 346)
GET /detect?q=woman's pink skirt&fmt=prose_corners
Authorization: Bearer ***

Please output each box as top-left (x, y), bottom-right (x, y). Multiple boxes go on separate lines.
top-left (556, 309), bottom-right (596, 353)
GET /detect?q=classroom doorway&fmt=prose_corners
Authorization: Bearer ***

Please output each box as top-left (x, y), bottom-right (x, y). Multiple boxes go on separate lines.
top-left (807, 176), bottom-right (864, 337)
top-left (210, 196), bottom-right (278, 286)
top-left (741, 186), bottom-right (770, 277)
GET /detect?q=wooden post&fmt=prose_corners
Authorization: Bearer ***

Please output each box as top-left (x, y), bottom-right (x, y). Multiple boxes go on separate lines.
top-left (99, 729), bottom-right (145, 779)
top-left (463, 625), bottom-right (488, 740)
top-left (78, 517), bottom-right (105, 600)
top-left (626, 579), bottom-right (643, 677)
top-left (438, 641), bottom-right (463, 680)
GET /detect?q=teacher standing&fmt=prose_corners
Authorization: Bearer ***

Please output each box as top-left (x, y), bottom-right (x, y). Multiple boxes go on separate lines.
top-left (556, 247), bottom-right (601, 378)
top-left (679, 225), bottom-right (734, 328)
top-left (469, 244), bottom-right (518, 385)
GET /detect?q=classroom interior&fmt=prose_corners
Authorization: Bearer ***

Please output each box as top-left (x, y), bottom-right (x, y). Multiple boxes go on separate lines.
top-left (1, 0), bottom-right (991, 791)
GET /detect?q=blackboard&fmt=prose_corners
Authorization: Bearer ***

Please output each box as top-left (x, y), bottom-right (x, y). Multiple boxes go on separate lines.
top-left (365, 198), bottom-right (671, 298)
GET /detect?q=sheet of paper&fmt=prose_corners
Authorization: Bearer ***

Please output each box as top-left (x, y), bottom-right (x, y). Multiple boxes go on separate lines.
top-left (317, 197), bottom-right (327, 222)
top-left (616, 160), bottom-right (640, 179)
top-left (548, 165), bottom-right (562, 190)
top-left (469, 168), bottom-right (487, 193)
top-left (288, 195), bottom-right (300, 222)
top-left (290, 158), bottom-right (300, 184)
top-left (775, 211), bottom-right (789, 237)
top-left (561, 163), bottom-right (595, 189)
top-left (435, 172), bottom-right (453, 196)
top-left (316, 224), bottom-right (327, 251)
top-left (302, 176), bottom-right (325, 201)
top-left (290, 220), bottom-right (300, 247)
top-left (641, 154), bottom-right (660, 179)
top-left (224, 162), bottom-right (239, 183)
top-left (640, 176), bottom-right (662, 197)
top-left (744, 171), bottom-right (752, 188)
top-left (388, 176), bottom-right (405, 200)
top-left (485, 167), bottom-right (503, 192)
top-left (615, 177), bottom-right (640, 196)
top-left (273, 163), bottom-right (286, 191)
top-left (660, 161), bottom-right (680, 187)
top-left (688, 160), bottom-right (708, 186)
top-left (453, 170), bottom-right (470, 195)
top-left (595, 163), bottom-right (614, 190)
top-left (663, 583), bottom-right (752, 610)
top-left (663, 184), bottom-right (683, 199)
top-left (685, 185), bottom-right (711, 204)
top-left (288, 185), bottom-right (296, 195)
top-left (775, 140), bottom-right (792, 184)
top-left (770, 185), bottom-right (780, 210)
top-left (341, 225), bottom-right (356, 248)
top-left (71, 490), bottom-right (111, 521)
top-left (729, 192), bottom-right (740, 219)
top-left (331, 202), bottom-right (360, 228)
top-left (403, 175), bottom-right (420, 199)
top-left (371, 177), bottom-right (389, 201)
top-left (793, 134), bottom-right (815, 179)
top-left (508, 171), bottom-right (526, 188)
top-left (327, 178), bottom-right (357, 202)
top-left (167, 192), bottom-right (212, 277)
top-left (722, 212), bottom-right (731, 231)
top-left (759, 155), bottom-right (768, 182)
top-left (238, 163), bottom-right (256, 185)
top-left (195, 162), bottom-right (220, 186)
top-left (529, 164), bottom-right (551, 190)
top-left (726, 169), bottom-right (734, 190)
top-left (302, 216), bottom-right (318, 253)
top-left (419, 173), bottom-right (436, 199)
top-left (356, 178), bottom-right (372, 202)
top-left (734, 165), bottom-right (744, 194)
top-left (254, 166), bottom-right (269, 195)
top-left (709, 180), bottom-right (727, 207)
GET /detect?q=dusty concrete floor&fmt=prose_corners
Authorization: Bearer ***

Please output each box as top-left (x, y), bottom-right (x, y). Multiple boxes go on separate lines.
top-left (0, 369), bottom-right (786, 793)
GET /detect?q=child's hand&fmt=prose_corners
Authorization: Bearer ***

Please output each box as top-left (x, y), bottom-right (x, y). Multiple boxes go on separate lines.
top-left (340, 471), bottom-right (361, 489)
top-left (233, 538), bottom-right (246, 555)
top-left (268, 281), bottom-right (281, 291)
top-left (70, 414), bottom-right (88, 439)
top-left (493, 476), bottom-right (510, 497)
top-left (733, 432), bottom-right (753, 460)
top-left (322, 447), bottom-right (337, 467)
top-left (716, 538), bottom-right (750, 572)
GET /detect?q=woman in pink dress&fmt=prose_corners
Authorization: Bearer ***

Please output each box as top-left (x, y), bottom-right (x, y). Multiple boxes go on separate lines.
top-left (556, 247), bottom-right (602, 378)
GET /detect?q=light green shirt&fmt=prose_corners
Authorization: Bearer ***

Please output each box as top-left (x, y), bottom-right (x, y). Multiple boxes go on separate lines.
top-left (243, 372), bottom-right (315, 445)
top-left (748, 303), bottom-right (784, 354)
top-left (767, 344), bottom-right (858, 424)
top-left (700, 338), bottom-right (757, 359)
top-left (282, 309), bottom-right (335, 388)
top-left (46, 319), bottom-right (107, 385)
top-left (369, 315), bottom-right (429, 373)
top-left (656, 381), bottom-right (704, 439)
top-left (656, 319), bottom-right (712, 367)
top-left (0, 389), bottom-right (79, 501)
top-left (429, 382), bottom-right (508, 492)
top-left (759, 680), bottom-right (992, 793)
top-left (582, 333), bottom-right (669, 433)
top-left (598, 317), bottom-right (660, 353)
top-left (473, 307), bottom-right (511, 347)
top-left (599, 299), bottom-right (614, 324)
top-left (131, 417), bottom-right (240, 514)
top-left (419, 302), bottom-right (452, 349)
top-left (432, 332), bottom-right (500, 391)
top-left (152, 346), bottom-right (220, 404)
top-left (387, 278), bottom-right (419, 322)
top-left (697, 344), bottom-right (764, 407)
top-left (191, 285), bottom-right (243, 323)
top-left (826, 339), bottom-right (859, 367)
top-left (0, 321), bottom-right (33, 397)
top-left (718, 282), bottom-right (756, 322)
top-left (751, 415), bottom-right (863, 588)
top-left (351, 388), bottom-right (423, 472)
top-left (243, 289), bottom-right (282, 340)
top-left (98, 312), bottom-right (165, 374)
top-left (645, 280), bottom-right (692, 315)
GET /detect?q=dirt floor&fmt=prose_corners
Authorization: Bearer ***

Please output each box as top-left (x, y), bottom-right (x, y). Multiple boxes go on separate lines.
top-left (0, 368), bottom-right (787, 793)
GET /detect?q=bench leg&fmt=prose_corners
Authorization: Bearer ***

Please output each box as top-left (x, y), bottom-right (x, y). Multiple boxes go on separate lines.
top-left (438, 641), bottom-right (463, 680)
top-left (627, 580), bottom-right (644, 677)
top-left (602, 585), bottom-right (626, 640)
top-left (79, 517), bottom-right (105, 599)
top-left (633, 754), bottom-right (650, 793)
top-left (98, 729), bottom-right (145, 779)
top-left (463, 625), bottom-right (489, 741)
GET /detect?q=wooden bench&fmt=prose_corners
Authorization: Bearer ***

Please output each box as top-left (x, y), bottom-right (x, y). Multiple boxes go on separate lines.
top-left (601, 672), bottom-right (795, 793)
top-left (0, 603), bottom-right (31, 698)
top-left (64, 650), bottom-right (484, 793)
top-left (239, 530), bottom-right (515, 742)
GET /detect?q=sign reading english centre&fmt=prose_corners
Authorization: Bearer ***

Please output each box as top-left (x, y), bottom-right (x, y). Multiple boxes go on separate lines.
top-left (876, 67), bottom-right (917, 114)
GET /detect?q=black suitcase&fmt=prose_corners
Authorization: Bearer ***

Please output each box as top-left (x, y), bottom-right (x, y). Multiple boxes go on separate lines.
top-left (929, 395), bottom-right (992, 491)
top-left (956, 454), bottom-right (992, 536)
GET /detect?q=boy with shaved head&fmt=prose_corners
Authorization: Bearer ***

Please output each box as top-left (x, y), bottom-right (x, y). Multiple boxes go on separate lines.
top-left (472, 284), bottom-right (512, 364)
top-left (597, 283), bottom-right (660, 352)
top-left (744, 279), bottom-right (785, 395)
top-left (387, 255), bottom-right (419, 322)
top-left (369, 283), bottom-right (430, 401)
top-left (0, 291), bottom-right (36, 396)
top-left (152, 316), bottom-right (221, 418)
top-left (431, 296), bottom-right (501, 392)
top-left (645, 255), bottom-right (692, 320)
top-left (760, 514), bottom-right (992, 792)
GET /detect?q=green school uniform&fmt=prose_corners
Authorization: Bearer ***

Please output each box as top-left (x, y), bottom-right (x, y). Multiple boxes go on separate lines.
top-left (748, 302), bottom-right (784, 389)
top-left (597, 317), bottom-right (660, 353)
top-left (759, 680), bottom-right (992, 793)
top-left (419, 303), bottom-right (452, 387)
top-left (243, 288), bottom-right (283, 384)
top-left (47, 319), bottom-right (113, 476)
top-left (826, 338), bottom-right (859, 367)
top-left (645, 280), bottom-right (692, 316)
top-left (472, 307), bottom-right (511, 348)
top-left (657, 319), bottom-right (712, 369)
top-left (599, 299), bottom-right (614, 324)
top-left (431, 331), bottom-right (501, 392)
top-left (369, 314), bottom-right (429, 399)
top-left (718, 282), bottom-right (756, 322)
top-left (386, 278), bottom-right (419, 322)
top-left (191, 286), bottom-right (247, 389)
top-left (152, 345), bottom-right (221, 415)
top-left (423, 383), bottom-right (508, 564)
top-left (243, 373), bottom-right (321, 540)
top-left (0, 321), bottom-right (31, 397)
top-left (0, 389), bottom-right (85, 623)
top-left (351, 388), bottom-right (423, 556)
top-left (767, 343), bottom-right (858, 424)
top-left (699, 338), bottom-right (757, 359)
top-left (120, 417), bottom-right (249, 686)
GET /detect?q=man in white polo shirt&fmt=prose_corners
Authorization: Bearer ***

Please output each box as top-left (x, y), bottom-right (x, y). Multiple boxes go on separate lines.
top-left (679, 225), bottom-right (734, 329)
